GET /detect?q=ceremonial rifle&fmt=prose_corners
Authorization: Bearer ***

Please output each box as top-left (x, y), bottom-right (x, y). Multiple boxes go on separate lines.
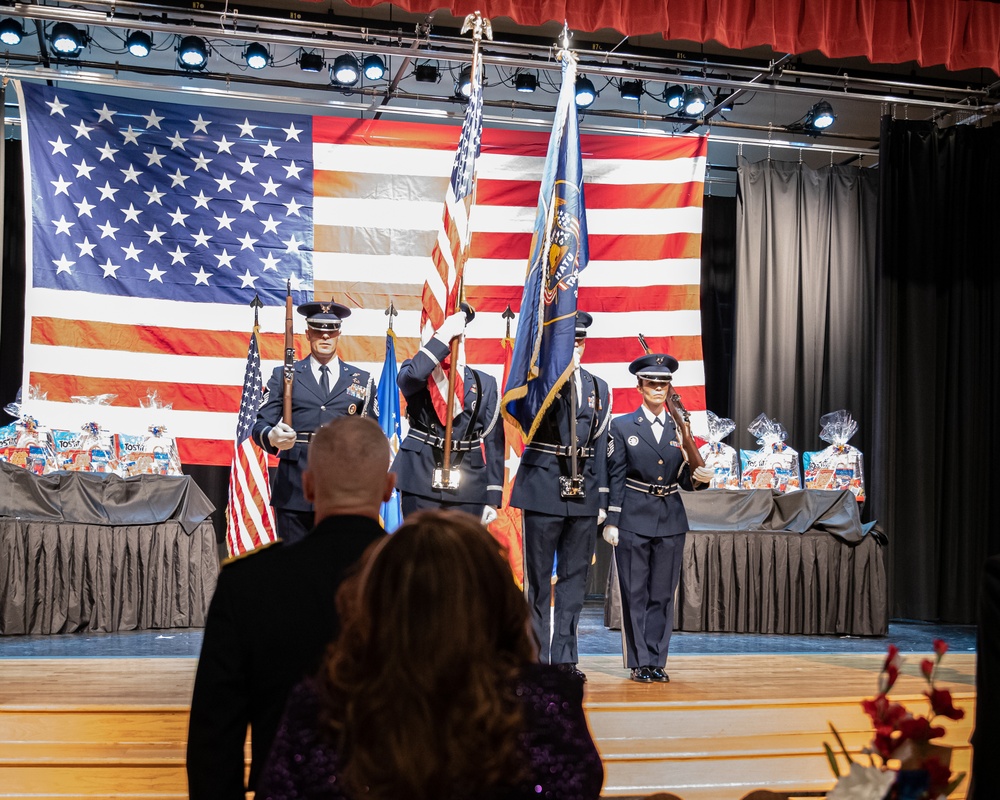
top-left (282, 279), bottom-right (294, 425)
top-left (638, 334), bottom-right (705, 470)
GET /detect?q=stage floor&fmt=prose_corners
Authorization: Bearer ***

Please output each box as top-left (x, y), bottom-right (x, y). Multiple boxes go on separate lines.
top-left (0, 601), bottom-right (978, 660)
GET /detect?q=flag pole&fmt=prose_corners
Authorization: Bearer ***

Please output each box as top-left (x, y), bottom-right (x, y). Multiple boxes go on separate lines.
top-left (436, 11), bottom-right (491, 491)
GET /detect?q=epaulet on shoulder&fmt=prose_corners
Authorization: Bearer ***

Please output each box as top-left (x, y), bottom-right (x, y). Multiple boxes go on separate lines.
top-left (221, 539), bottom-right (283, 567)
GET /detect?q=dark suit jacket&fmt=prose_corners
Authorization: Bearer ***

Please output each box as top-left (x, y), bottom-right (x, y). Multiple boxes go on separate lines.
top-left (510, 369), bottom-right (611, 517)
top-left (186, 514), bottom-right (386, 800)
top-left (606, 406), bottom-right (692, 537)
top-left (393, 335), bottom-right (504, 507)
top-left (251, 357), bottom-right (376, 512)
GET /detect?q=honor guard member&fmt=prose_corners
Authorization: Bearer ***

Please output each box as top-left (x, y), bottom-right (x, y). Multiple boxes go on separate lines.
top-left (392, 304), bottom-right (504, 524)
top-left (603, 353), bottom-right (711, 683)
top-left (252, 301), bottom-right (377, 545)
top-left (511, 311), bottom-right (612, 678)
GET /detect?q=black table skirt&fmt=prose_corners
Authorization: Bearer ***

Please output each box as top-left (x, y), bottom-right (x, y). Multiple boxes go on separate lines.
top-left (0, 519), bottom-right (218, 635)
top-left (605, 528), bottom-right (888, 636)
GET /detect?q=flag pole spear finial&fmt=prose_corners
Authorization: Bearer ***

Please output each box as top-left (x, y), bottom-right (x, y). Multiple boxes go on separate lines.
top-left (502, 304), bottom-right (515, 339)
top-left (385, 301), bottom-right (397, 332)
top-left (249, 294), bottom-right (263, 329)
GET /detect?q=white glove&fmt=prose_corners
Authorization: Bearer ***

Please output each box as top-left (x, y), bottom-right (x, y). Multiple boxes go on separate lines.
top-left (603, 524), bottom-right (619, 546)
top-left (597, 508), bottom-right (607, 525)
top-left (267, 422), bottom-right (297, 451)
top-left (435, 312), bottom-right (467, 343)
top-left (573, 345), bottom-right (584, 369)
top-left (481, 506), bottom-right (498, 525)
top-left (693, 465), bottom-right (714, 485)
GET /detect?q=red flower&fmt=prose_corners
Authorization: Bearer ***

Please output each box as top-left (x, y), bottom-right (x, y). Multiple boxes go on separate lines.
top-left (862, 694), bottom-right (908, 729)
top-left (923, 754), bottom-right (952, 794)
top-left (920, 658), bottom-right (934, 679)
top-left (898, 715), bottom-right (946, 742)
top-left (927, 688), bottom-right (966, 721)
top-left (933, 639), bottom-right (948, 657)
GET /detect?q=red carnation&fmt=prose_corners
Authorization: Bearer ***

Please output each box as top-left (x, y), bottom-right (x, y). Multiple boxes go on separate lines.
top-left (932, 639), bottom-right (948, 656)
top-left (898, 715), bottom-right (945, 742)
top-left (927, 688), bottom-right (966, 721)
top-left (920, 658), bottom-right (934, 679)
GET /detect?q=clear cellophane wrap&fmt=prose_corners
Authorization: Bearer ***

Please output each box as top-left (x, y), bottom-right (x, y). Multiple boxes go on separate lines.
top-left (0, 416), bottom-right (56, 474)
top-left (54, 421), bottom-right (119, 473)
top-left (698, 411), bottom-right (741, 489)
top-left (739, 413), bottom-right (801, 492)
top-left (803, 409), bottom-right (865, 501)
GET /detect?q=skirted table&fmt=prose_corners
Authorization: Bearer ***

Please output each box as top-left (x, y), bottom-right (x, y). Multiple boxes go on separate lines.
top-left (0, 462), bottom-right (219, 635)
top-left (605, 489), bottom-right (888, 636)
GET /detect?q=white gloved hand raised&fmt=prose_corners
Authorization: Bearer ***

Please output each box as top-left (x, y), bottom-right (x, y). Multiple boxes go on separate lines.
top-left (435, 312), bottom-right (467, 344)
top-left (597, 508), bottom-right (607, 526)
top-left (602, 524), bottom-right (619, 546)
top-left (481, 506), bottom-right (498, 525)
top-left (693, 465), bottom-right (714, 485)
top-left (267, 422), bottom-right (297, 451)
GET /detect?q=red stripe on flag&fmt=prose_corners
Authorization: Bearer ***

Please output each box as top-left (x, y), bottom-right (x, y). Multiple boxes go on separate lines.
top-left (475, 179), bottom-right (704, 210)
top-left (177, 437), bottom-right (234, 467)
top-left (611, 384), bottom-right (706, 415)
top-left (464, 335), bottom-right (704, 364)
top-left (30, 372), bottom-right (241, 413)
top-left (470, 231), bottom-right (703, 261)
top-left (466, 285), bottom-right (702, 315)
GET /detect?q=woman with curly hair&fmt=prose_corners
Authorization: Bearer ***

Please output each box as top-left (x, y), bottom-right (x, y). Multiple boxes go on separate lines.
top-left (256, 508), bottom-right (604, 800)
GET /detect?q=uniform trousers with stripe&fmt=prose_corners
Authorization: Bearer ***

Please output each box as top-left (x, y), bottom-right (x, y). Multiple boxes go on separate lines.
top-left (615, 528), bottom-right (685, 669)
top-left (522, 510), bottom-right (597, 665)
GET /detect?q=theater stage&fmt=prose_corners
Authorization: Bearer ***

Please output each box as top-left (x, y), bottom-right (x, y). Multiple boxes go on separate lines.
top-left (0, 606), bottom-right (977, 800)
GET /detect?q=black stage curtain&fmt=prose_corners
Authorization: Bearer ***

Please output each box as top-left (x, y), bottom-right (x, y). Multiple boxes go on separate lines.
top-left (0, 140), bottom-right (25, 421)
top-left (700, 194), bottom-right (737, 420)
top-left (873, 117), bottom-right (1000, 623)
top-left (732, 158), bottom-right (879, 468)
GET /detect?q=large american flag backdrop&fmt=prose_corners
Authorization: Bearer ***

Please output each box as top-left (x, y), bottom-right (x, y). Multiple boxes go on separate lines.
top-left (17, 80), bottom-right (707, 467)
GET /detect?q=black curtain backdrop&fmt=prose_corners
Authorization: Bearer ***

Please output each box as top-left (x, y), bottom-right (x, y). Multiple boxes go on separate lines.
top-left (700, 193), bottom-right (737, 421)
top-left (1, 140), bottom-right (25, 424)
top-left (873, 117), bottom-right (1000, 623)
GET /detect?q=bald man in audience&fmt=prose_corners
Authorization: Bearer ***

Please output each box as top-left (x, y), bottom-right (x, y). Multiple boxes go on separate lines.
top-left (186, 416), bottom-right (394, 800)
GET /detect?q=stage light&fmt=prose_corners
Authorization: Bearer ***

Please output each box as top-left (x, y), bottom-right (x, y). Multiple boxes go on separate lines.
top-left (456, 65), bottom-right (472, 98)
top-left (575, 75), bottom-right (596, 108)
top-left (298, 51), bottom-right (324, 72)
top-left (414, 63), bottom-right (440, 83)
top-left (49, 22), bottom-right (85, 56)
top-left (332, 54), bottom-right (359, 85)
top-left (682, 88), bottom-right (707, 116)
top-left (514, 71), bottom-right (537, 93)
top-left (663, 84), bottom-right (685, 110)
top-left (619, 79), bottom-right (643, 101)
top-left (805, 100), bottom-right (836, 131)
top-left (0, 18), bottom-right (24, 47)
top-left (244, 42), bottom-right (269, 70)
top-left (125, 30), bottom-right (152, 58)
top-left (177, 35), bottom-right (208, 70)
top-left (715, 91), bottom-right (734, 112)
top-left (362, 54), bottom-right (385, 81)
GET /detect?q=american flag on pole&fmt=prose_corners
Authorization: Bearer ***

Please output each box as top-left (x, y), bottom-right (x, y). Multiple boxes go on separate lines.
top-left (227, 325), bottom-right (277, 557)
top-left (15, 79), bottom-right (706, 468)
top-left (421, 48), bottom-right (484, 425)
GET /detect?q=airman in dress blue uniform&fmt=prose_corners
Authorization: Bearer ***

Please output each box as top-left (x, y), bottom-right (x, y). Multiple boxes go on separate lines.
top-left (511, 311), bottom-right (612, 678)
top-left (604, 353), bottom-right (711, 682)
top-left (252, 301), bottom-right (377, 544)
top-left (392, 305), bottom-right (504, 523)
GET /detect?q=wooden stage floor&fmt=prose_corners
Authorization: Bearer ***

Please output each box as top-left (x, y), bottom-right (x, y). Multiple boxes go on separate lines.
top-left (0, 650), bottom-right (976, 800)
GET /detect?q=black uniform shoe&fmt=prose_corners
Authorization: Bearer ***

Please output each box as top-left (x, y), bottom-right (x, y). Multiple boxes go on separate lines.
top-left (630, 666), bottom-right (653, 682)
top-left (556, 663), bottom-right (587, 682)
top-left (649, 666), bottom-right (670, 682)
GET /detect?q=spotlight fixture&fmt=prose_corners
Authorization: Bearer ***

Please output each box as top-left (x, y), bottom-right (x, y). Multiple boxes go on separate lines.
top-left (0, 18), bottom-right (24, 47)
top-left (575, 75), bottom-right (596, 109)
top-left (298, 51), bottom-right (324, 72)
top-left (514, 71), bottom-right (537, 93)
top-left (332, 54), bottom-right (360, 85)
top-left (619, 79), bottom-right (643, 102)
top-left (456, 65), bottom-right (473, 98)
top-left (663, 84), bottom-right (685, 110)
top-left (362, 54), bottom-right (386, 81)
top-left (805, 100), bottom-right (836, 131)
top-left (682, 88), bottom-right (708, 117)
top-left (177, 35), bottom-right (208, 70)
top-left (414, 63), bottom-right (440, 83)
top-left (244, 42), bottom-right (269, 70)
top-left (49, 22), bottom-right (85, 56)
top-left (125, 30), bottom-right (152, 58)
top-left (715, 90), bottom-right (734, 112)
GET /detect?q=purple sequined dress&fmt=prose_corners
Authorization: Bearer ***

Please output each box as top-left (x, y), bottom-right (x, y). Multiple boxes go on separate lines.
top-left (256, 663), bottom-right (604, 800)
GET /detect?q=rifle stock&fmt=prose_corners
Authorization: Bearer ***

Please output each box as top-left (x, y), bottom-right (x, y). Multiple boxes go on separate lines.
top-left (666, 386), bottom-right (705, 471)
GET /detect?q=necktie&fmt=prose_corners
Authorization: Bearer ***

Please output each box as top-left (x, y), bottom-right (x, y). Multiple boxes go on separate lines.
top-left (319, 364), bottom-right (330, 396)
top-left (652, 416), bottom-right (664, 426)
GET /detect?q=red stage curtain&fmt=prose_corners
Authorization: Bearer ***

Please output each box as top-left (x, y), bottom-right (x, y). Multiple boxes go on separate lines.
top-left (332, 0), bottom-right (1000, 74)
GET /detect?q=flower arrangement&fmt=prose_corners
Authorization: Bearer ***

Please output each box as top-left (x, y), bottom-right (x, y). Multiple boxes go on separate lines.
top-left (825, 640), bottom-right (966, 800)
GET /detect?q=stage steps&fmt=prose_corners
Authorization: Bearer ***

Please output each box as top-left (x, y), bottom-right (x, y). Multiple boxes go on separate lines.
top-left (0, 654), bottom-right (976, 799)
